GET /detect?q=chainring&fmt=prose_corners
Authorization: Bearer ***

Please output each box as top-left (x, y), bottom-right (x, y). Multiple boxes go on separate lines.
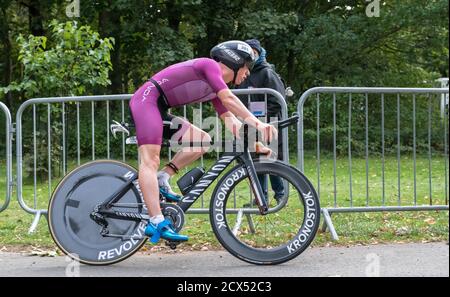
top-left (160, 203), bottom-right (185, 233)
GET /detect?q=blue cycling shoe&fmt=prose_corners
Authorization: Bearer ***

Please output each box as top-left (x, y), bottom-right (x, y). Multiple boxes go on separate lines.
top-left (159, 188), bottom-right (181, 202)
top-left (145, 219), bottom-right (189, 244)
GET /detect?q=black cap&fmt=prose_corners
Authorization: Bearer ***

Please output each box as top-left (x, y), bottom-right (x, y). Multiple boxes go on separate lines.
top-left (245, 39), bottom-right (262, 54)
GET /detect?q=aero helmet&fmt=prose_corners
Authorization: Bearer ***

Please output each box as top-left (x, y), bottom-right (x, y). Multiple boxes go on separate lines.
top-left (210, 40), bottom-right (256, 84)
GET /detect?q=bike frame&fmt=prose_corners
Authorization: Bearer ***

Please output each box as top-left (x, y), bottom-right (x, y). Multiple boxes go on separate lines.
top-left (177, 149), bottom-right (267, 213)
top-left (95, 140), bottom-right (269, 224)
top-left (96, 116), bottom-right (299, 224)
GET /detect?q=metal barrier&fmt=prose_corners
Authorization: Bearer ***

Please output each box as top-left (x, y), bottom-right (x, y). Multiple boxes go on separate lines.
top-left (16, 95), bottom-right (130, 232)
top-left (297, 87), bottom-right (449, 240)
top-left (0, 102), bottom-right (13, 213)
top-left (16, 89), bottom-right (288, 232)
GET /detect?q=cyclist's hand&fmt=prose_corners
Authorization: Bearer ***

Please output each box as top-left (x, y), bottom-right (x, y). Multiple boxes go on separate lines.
top-left (258, 122), bottom-right (278, 143)
top-left (255, 142), bottom-right (274, 157)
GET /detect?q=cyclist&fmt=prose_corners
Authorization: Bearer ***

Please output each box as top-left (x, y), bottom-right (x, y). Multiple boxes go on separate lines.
top-left (129, 40), bottom-right (278, 244)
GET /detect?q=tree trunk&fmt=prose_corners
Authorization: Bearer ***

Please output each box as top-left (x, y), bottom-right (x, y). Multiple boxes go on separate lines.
top-left (192, 0), bottom-right (223, 57)
top-left (4, 30), bottom-right (13, 108)
top-left (166, 0), bottom-right (181, 32)
top-left (123, 62), bottom-right (129, 93)
top-left (110, 32), bottom-right (122, 93)
top-left (1, 7), bottom-right (13, 108)
top-left (286, 49), bottom-right (295, 86)
top-left (27, 0), bottom-right (44, 36)
top-left (99, 7), bottom-right (122, 94)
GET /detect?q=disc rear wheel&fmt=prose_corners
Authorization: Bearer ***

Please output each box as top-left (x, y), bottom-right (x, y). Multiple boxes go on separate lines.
top-left (48, 160), bottom-right (147, 265)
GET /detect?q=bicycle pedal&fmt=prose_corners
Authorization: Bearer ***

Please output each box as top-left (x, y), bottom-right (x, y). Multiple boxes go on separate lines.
top-left (165, 241), bottom-right (180, 250)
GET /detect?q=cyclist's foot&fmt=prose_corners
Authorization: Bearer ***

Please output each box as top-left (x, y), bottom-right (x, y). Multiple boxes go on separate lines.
top-left (145, 219), bottom-right (189, 244)
top-left (157, 171), bottom-right (181, 202)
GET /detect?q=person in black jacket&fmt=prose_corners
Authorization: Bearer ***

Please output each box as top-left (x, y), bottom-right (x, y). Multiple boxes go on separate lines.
top-left (236, 39), bottom-right (286, 204)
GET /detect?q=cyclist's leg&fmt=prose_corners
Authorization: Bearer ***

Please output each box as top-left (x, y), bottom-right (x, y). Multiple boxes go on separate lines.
top-left (138, 145), bottom-right (187, 242)
top-left (167, 124), bottom-right (212, 171)
top-left (129, 87), bottom-right (188, 242)
top-left (158, 122), bottom-right (211, 200)
top-left (138, 144), bottom-right (163, 217)
top-left (156, 113), bottom-right (192, 198)
top-left (160, 113), bottom-right (211, 175)
top-left (129, 88), bottom-right (165, 217)
top-left (154, 112), bottom-right (210, 199)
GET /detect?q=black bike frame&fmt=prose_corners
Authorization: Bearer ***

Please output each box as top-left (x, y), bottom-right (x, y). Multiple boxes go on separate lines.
top-left (96, 116), bottom-right (300, 222)
top-left (96, 142), bottom-right (269, 222)
top-left (176, 150), bottom-right (268, 214)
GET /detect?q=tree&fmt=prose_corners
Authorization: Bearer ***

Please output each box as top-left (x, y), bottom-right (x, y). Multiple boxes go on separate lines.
top-left (0, 0), bottom-right (13, 108)
top-left (1, 20), bottom-right (113, 97)
top-left (0, 1), bottom-right (447, 158)
top-left (0, 20), bottom-right (114, 179)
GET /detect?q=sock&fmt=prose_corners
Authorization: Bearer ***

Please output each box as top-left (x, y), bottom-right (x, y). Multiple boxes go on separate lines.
top-left (157, 170), bottom-right (171, 186)
top-left (150, 214), bottom-right (165, 225)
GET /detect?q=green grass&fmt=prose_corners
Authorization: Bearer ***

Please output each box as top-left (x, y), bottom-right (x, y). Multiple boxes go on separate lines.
top-left (0, 154), bottom-right (448, 252)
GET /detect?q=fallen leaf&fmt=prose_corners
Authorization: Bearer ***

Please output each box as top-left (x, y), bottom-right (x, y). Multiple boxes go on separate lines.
top-left (29, 248), bottom-right (57, 257)
top-left (424, 218), bottom-right (436, 225)
top-left (395, 227), bottom-right (410, 236)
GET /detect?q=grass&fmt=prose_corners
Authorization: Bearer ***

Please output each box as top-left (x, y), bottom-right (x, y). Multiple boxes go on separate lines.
top-left (0, 154), bottom-right (448, 252)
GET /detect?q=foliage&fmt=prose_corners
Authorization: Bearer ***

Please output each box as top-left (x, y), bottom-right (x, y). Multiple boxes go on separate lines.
top-left (1, 20), bottom-right (113, 97)
top-left (0, 1), bottom-right (448, 165)
top-left (1, 20), bottom-right (114, 179)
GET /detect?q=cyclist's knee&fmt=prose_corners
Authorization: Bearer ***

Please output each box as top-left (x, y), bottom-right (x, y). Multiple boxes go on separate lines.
top-left (139, 145), bottom-right (161, 171)
top-left (141, 154), bottom-right (160, 171)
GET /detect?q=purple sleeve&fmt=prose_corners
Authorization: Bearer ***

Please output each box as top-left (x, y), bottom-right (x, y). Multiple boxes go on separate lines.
top-left (195, 58), bottom-right (229, 115)
top-left (196, 58), bottom-right (228, 94)
top-left (211, 97), bottom-right (228, 115)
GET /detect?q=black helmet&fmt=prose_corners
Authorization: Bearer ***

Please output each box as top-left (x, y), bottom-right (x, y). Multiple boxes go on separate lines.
top-left (210, 40), bottom-right (256, 72)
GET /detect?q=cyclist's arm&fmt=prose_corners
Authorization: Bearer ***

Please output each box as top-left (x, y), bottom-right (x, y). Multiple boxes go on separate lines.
top-left (218, 111), bottom-right (272, 155)
top-left (217, 89), bottom-right (261, 129)
top-left (219, 111), bottom-right (242, 138)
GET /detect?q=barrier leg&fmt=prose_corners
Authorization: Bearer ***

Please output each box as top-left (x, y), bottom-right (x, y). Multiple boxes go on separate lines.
top-left (322, 209), bottom-right (339, 241)
top-left (28, 210), bottom-right (48, 234)
top-left (232, 209), bottom-right (244, 236)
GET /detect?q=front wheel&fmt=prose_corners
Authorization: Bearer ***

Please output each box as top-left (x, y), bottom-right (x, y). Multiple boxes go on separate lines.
top-left (210, 160), bottom-right (320, 265)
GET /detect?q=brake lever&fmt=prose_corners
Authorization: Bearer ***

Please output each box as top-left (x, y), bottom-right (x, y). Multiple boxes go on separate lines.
top-left (110, 120), bottom-right (130, 139)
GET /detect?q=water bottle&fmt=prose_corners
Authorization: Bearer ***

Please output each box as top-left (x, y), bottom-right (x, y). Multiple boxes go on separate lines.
top-left (177, 167), bottom-right (205, 195)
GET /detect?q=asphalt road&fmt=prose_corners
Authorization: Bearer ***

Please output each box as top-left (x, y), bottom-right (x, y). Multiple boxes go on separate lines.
top-left (0, 242), bottom-right (448, 277)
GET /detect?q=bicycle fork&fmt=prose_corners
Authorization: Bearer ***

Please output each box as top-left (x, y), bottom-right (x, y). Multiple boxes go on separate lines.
top-left (241, 151), bottom-right (269, 215)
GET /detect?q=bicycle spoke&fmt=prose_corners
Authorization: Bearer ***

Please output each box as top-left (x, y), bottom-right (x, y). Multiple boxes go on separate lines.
top-left (224, 175), bottom-right (307, 248)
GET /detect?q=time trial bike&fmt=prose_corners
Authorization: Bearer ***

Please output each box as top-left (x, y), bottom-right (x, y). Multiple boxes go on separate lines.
top-left (48, 115), bottom-right (320, 265)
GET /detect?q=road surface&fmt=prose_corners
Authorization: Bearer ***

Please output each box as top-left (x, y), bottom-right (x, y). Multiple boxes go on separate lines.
top-left (0, 242), bottom-right (447, 277)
